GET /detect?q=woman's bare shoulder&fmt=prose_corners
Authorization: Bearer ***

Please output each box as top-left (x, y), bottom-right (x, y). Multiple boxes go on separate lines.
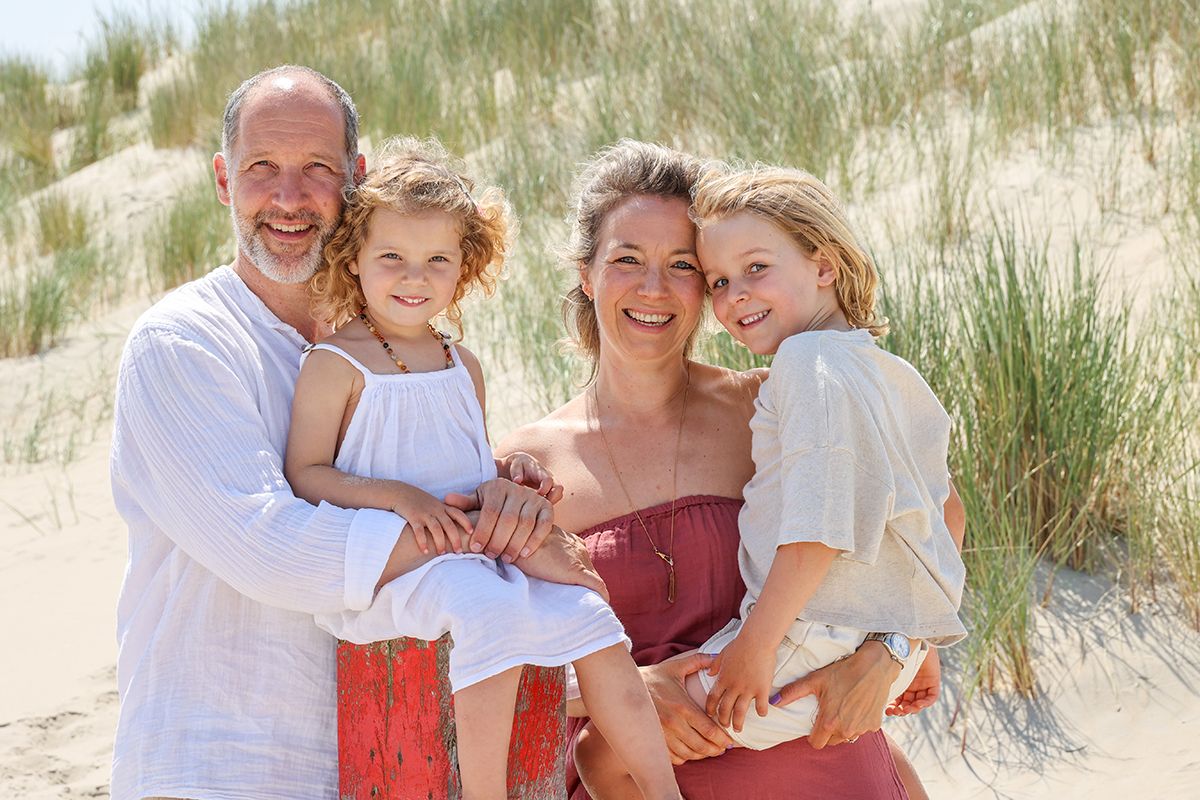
top-left (496, 392), bottom-right (589, 461)
top-left (691, 361), bottom-right (768, 407)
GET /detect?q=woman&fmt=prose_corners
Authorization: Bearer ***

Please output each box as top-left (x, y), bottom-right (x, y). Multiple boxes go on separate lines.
top-left (499, 140), bottom-right (952, 799)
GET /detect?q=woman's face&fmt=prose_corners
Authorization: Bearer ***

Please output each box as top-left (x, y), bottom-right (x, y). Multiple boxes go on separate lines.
top-left (580, 194), bottom-right (706, 366)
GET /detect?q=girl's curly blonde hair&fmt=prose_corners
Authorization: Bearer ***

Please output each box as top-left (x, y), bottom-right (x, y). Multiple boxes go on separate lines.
top-left (311, 136), bottom-right (514, 336)
top-left (690, 164), bottom-right (888, 337)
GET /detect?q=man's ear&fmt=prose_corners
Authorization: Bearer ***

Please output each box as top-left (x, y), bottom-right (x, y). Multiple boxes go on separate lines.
top-left (214, 152), bottom-right (232, 207)
top-left (353, 153), bottom-right (366, 185)
top-left (814, 250), bottom-right (838, 288)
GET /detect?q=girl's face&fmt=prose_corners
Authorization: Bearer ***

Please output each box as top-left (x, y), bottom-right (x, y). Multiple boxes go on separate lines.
top-left (351, 207), bottom-right (463, 336)
top-left (579, 195), bottom-right (705, 367)
top-left (697, 210), bottom-right (842, 356)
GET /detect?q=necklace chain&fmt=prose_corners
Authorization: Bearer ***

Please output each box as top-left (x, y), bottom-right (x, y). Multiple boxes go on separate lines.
top-left (358, 306), bottom-right (452, 373)
top-left (591, 365), bottom-right (690, 604)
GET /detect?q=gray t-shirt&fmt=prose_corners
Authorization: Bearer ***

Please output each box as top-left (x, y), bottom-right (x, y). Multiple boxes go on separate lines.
top-left (738, 329), bottom-right (967, 645)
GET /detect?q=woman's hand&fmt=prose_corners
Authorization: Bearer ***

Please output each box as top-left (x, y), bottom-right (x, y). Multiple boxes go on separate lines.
top-left (774, 641), bottom-right (901, 749)
top-left (641, 652), bottom-right (734, 765)
top-left (705, 633), bottom-right (775, 732)
top-left (498, 451), bottom-right (565, 504)
top-left (509, 525), bottom-right (609, 601)
top-left (444, 478), bottom-right (555, 563)
top-left (391, 484), bottom-right (473, 555)
top-left (887, 646), bottom-right (940, 716)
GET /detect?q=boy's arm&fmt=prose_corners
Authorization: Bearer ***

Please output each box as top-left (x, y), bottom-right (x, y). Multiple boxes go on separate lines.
top-left (284, 350), bottom-right (472, 555)
top-left (705, 541), bottom-right (839, 731)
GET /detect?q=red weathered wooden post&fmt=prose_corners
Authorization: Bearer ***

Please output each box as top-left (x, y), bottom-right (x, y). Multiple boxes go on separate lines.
top-left (337, 634), bottom-right (567, 799)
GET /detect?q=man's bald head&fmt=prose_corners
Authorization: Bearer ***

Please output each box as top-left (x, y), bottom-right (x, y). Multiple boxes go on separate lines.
top-left (221, 65), bottom-right (359, 169)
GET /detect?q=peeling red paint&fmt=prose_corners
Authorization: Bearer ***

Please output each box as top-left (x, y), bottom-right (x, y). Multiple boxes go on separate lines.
top-left (338, 636), bottom-right (567, 799)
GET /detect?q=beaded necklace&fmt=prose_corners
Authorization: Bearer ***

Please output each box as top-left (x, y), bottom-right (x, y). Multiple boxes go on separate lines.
top-left (358, 306), bottom-right (452, 373)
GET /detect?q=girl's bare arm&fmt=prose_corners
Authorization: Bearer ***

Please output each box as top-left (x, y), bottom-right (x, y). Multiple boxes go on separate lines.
top-left (284, 349), bottom-right (434, 511)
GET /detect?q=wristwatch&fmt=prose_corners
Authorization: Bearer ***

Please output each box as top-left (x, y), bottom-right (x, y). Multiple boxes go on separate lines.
top-left (862, 632), bottom-right (910, 667)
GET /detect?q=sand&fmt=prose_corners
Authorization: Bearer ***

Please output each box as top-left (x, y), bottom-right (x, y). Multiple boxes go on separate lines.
top-left (3, 2), bottom-right (1198, 793)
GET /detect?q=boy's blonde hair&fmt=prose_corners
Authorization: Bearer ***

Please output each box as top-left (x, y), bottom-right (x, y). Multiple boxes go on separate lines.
top-left (313, 137), bottom-right (514, 335)
top-left (690, 164), bottom-right (888, 337)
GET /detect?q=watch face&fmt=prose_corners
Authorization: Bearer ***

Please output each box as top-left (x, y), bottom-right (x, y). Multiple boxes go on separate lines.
top-left (886, 633), bottom-right (911, 659)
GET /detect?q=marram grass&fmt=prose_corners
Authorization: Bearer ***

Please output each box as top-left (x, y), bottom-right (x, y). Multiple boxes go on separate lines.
top-left (3, 0), bottom-right (1199, 706)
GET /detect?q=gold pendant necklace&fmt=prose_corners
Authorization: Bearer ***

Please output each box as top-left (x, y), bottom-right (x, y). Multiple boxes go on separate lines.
top-left (591, 365), bottom-right (690, 604)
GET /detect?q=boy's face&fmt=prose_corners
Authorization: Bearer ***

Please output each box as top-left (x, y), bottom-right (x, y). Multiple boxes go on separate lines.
top-left (351, 207), bottom-right (464, 336)
top-left (697, 211), bottom-right (839, 355)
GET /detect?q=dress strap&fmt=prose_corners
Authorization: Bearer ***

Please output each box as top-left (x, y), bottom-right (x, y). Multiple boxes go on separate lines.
top-left (302, 342), bottom-right (377, 382)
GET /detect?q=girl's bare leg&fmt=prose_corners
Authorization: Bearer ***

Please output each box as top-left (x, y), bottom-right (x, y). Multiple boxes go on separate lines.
top-left (574, 721), bottom-right (643, 799)
top-left (573, 644), bottom-right (681, 800)
top-left (454, 666), bottom-right (523, 800)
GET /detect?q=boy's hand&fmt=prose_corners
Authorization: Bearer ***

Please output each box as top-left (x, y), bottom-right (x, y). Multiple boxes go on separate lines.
top-left (391, 485), bottom-right (473, 556)
top-left (444, 478), bottom-right (554, 563)
top-left (500, 451), bottom-right (564, 504)
top-left (705, 632), bottom-right (777, 732)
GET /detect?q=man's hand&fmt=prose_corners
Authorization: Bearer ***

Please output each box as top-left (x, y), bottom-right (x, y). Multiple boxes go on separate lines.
top-left (391, 484), bottom-right (473, 555)
top-left (640, 652), bottom-right (734, 764)
top-left (444, 478), bottom-right (554, 563)
top-left (774, 640), bottom-right (901, 749)
top-left (498, 451), bottom-right (565, 504)
top-left (705, 633), bottom-right (776, 732)
top-left (887, 646), bottom-right (940, 716)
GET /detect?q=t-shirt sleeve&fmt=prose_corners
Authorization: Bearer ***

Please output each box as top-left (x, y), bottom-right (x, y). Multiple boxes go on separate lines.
top-left (770, 341), bottom-right (895, 564)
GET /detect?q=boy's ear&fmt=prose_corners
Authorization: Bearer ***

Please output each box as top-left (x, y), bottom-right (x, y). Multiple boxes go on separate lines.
top-left (814, 250), bottom-right (838, 288)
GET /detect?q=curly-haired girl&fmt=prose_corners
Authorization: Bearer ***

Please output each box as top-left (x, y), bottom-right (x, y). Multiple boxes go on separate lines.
top-left (284, 138), bottom-right (679, 800)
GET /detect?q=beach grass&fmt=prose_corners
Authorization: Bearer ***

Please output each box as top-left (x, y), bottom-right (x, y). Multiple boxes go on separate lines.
top-left (145, 174), bottom-right (233, 291)
top-left (34, 192), bottom-right (89, 256)
top-left (0, 244), bottom-right (106, 357)
top-left (4, 0), bottom-right (1200, 705)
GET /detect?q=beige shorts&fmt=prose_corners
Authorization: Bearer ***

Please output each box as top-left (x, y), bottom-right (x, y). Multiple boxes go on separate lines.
top-left (697, 616), bottom-right (927, 751)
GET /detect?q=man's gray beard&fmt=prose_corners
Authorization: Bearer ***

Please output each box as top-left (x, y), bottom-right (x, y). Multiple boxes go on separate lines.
top-left (230, 203), bottom-right (332, 285)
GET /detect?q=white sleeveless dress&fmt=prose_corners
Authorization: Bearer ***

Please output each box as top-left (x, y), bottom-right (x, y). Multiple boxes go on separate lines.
top-left (308, 341), bottom-right (628, 691)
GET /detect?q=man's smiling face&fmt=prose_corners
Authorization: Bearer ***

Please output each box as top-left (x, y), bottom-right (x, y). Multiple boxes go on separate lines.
top-left (215, 74), bottom-right (354, 285)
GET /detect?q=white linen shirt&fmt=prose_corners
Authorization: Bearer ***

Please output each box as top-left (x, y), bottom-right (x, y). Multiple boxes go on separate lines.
top-left (738, 330), bottom-right (967, 645)
top-left (109, 265), bottom-right (402, 800)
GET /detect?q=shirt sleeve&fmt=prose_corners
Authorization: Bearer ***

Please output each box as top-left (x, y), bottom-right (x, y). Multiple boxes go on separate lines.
top-left (770, 341), bottom-right (895, 564)
top-left (110, 326), bottom-right (402, 615)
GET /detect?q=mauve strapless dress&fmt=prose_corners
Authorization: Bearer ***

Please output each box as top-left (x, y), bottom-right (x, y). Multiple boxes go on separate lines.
top-left (566, 495), bottom-right (908, 800)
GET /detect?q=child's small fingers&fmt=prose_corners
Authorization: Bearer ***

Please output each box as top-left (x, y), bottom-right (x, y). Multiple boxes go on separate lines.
top-left (411, 524), bottom-right (429, 554)
top-left (705, 686), bottom-right (722, 720)
top-left (546, 482), bottom-right (565, 505)
top-left (447, 506), bottom-right (473, 538)
top-left (719, 693), bottom-right (736, 729)
top-left (732, 696), bottom-right (751, 733)
top-left (428, 519), bottom-right (447, 555)
top-left (754, 692), bottom-right (769, 718)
